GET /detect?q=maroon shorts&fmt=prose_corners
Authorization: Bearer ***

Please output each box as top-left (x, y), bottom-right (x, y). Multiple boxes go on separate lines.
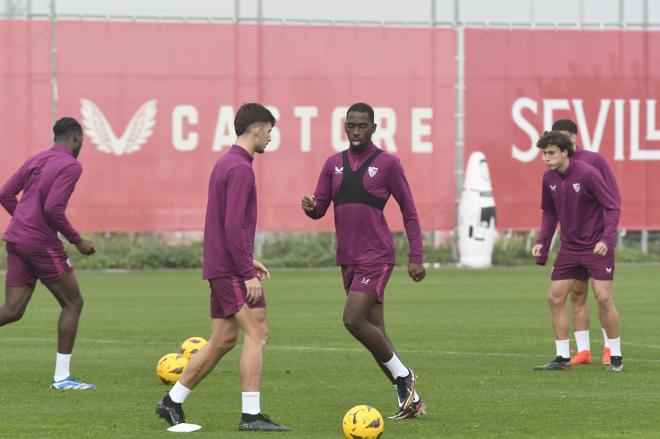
top-left (209, 276), bottom-right (266, 319)
top-left (341, 264), bottom-right (394, 303)
top-left (5, 242), bottom-right (73, 287)
top-left (551, 251), bottom-right (615, 281)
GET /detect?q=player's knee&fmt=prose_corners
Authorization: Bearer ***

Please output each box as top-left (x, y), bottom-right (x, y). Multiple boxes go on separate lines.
top-left (0, 307), bottom-right (25, 325)
top-left (65, 295), bottom-right (84, 313)
top-left (343, 315), bottom-right (363, 335)
top-left (547, 294), bottom-right (565, 309)
top-left (569, 289), bottom-right (585, 304)
top-left (259, 326), bottom-right (269, 346)
top-left (210, 335), bottom-right (237, 353)
top-left (244, 330), bottom-right (268, 349)
top-left (218, 339), bottom-right (238, 353)
top-left (248, 325), bottom-right (268, 347)
top-left (594, 292), bottom-right (614, 310)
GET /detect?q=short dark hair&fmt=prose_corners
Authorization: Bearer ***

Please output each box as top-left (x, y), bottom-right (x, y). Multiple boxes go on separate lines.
top-left (536, 130), bottom-right (574, 157)
top-left (234, 103), bottom-right (276, 136)
top-left (551, 119), bottom-right (577, 134)
top-left (346, 102), bottom-right (374, 123)
top-left (53, 117), bottom-right (82, 140)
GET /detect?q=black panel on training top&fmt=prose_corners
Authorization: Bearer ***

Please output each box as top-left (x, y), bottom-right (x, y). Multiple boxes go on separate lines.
top-left (333, 149), bottom-right (387, 211)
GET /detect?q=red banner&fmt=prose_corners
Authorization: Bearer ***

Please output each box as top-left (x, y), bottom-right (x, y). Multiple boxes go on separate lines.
top-left (6, 23), bottom-right (658, 234)
top-left (48, 21), bottom-right (455, 232)
top-left (465, 28), bottom-right (660, 230)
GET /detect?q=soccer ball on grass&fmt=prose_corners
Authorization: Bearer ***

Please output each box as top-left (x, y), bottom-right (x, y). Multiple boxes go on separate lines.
top-left (342, 405), bottom-right (384, 439)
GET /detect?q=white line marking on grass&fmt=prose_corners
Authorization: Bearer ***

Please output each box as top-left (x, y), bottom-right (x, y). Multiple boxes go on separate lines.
top-left (5, 336), bottom-right (660, 363)
top-left (623, 342), bottom-right (660, 350)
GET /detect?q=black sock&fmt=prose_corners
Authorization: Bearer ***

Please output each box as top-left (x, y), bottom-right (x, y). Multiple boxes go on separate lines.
top-left (242, 413), bottom-right (261, 422)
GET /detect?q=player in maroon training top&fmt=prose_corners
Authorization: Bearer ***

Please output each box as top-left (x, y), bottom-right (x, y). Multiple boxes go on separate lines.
top-left (156, 103), bottom-right (290, 432)
top-left (531, 131), bottom-right (623, 372)
top-left (0, 117), bottom-right (96, 389)
top-left (541, 119), bottom-right (622, 367)
top-left (302, 102), bottom-right (426, 420)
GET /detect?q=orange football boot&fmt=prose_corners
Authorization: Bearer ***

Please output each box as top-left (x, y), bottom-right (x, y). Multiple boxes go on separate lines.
top-left (602, 347), bottom-right (611, 365)
top-left (570, 349), bottom-right (593, 365)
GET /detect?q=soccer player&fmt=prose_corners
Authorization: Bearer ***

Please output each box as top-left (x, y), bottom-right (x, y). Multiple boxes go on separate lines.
top-left (155, 103), bottom-right (290, 432)
top-left (301, 102), bottom-right (426, 419)
top-left (537, 119), bottom-right (622, 366)
top-left (0, 117), bottom-right (96, 389)
top-left (531, 131), bottom-right (623, 372)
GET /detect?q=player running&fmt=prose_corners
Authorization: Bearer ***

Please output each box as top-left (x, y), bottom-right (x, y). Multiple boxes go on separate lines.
top-left (0, 117), bottom-right (96, 389)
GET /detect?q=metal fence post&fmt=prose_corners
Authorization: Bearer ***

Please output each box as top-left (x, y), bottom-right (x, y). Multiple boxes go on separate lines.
top-left (49, 0), bottom-right (57, 125)
top-left (453, 0), bottom-right (465, 262)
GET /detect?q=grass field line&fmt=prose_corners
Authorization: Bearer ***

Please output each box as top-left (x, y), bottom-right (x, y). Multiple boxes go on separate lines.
top-left (5, 336), bottom-right (660, 363)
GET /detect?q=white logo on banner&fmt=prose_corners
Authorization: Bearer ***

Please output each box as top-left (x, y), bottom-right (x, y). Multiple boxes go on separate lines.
top-left (81, 98), bottom-right (157, 156)
top-left (368, 166), bottom-right (379, 177)
top-left (573, 183), bottom-right (581, 193)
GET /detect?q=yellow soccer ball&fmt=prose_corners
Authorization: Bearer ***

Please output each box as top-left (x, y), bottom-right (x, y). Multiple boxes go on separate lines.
top-left (156, 353), bottom-right (188, 385)
top-left (179, 336), bottom-right (207, 359)
top-left (342, 405), bottom-right (384, 439)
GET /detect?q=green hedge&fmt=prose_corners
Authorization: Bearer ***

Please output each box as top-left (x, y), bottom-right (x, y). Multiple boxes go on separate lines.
top-left (0, 231), bottom-right (658, 270)
top-left (64, 233), bottom-right (203, 269)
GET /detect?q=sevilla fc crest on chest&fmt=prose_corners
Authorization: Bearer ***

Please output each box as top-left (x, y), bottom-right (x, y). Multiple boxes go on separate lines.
top-left (573, 183), bottom-right (581, 193)
top-left (368, 166), bottom-right (379, 177)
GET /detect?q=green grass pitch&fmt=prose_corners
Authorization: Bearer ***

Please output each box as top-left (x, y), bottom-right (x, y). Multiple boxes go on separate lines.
top-left (1, 265), bottom-right (659, 438)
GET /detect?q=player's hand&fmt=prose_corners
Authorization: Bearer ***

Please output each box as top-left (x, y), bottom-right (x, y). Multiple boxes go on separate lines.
top-left (244, 277), bottom-right (263, 304)
top-left (408, 262), bottom-right (426, 282)
top-left (76, 239), bottom-right (95, 256)
top-left (593, 241), bottom-right (608, 256)
top-left (301, 195), bottom-right (316, 212)
top-left (253, 259), bottom-right (270, 281)
top-left (531, 244), bottom-right (543, 257)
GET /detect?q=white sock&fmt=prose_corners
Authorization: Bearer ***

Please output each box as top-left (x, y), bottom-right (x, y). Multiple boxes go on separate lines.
top-left (602, 328), bottom-right (610, 348)
top-left (555, 339), bottom-right (570, 359)
top-left (574, 330), bottom-right (591, 352)
top-left (169, 381), bottom-right (192, 404)
top-left (242, 392), bottom-right (260, 415)
top-left (608, 337), bottom-right (621, 357)
top-left (54, 353), bottom-right (71, 382)
top-left (383, 354), bottom-right (409, 380)
top-left (393, 385), bottom-right (420, 403)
